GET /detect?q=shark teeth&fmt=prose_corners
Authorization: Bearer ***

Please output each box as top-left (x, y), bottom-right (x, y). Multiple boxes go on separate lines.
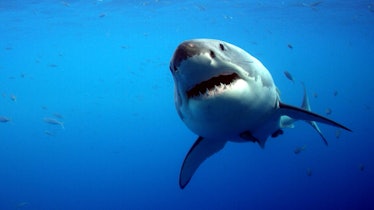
top-left (187, 73), bottom-right (239, 98)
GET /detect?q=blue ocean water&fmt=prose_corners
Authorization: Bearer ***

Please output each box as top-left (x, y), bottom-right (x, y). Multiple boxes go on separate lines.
top-left (0, 0), bottom-right (373, 209)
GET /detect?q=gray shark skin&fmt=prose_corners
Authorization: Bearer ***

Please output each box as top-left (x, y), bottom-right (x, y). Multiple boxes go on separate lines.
top-left (169, 39), bottom-right (351, 189)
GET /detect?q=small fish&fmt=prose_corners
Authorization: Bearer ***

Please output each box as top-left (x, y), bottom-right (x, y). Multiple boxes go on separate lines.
top-left (287, 44), bottom-right (293, 49)
top-left (53, 113), bottom-right (64, 119)
top-left (310, 1), bottom-right (322, 7)
top-left (61, 1), bottom-right (70, 7)
top-left (306, 168), bottom-right (312, 176)
top-left (99, 13), bottom-right (106, 18)
top-left (43, 117), bottom-right (64, 129)
top-left (302, 1), bottom-right (322, 8)
top-left (333, 90), bottom-right (338, 96)
top-left (16, 201), bottom-right (30, 208)
top-left (0, 116), bottom-right (11, 123)
top-left (335, 129), bottom-right (342, 139)
top-left (10, 94), bottom-right (16, 102)
top-left (313, 92), bottom-right (318, 98)
top-left (48, 64), bottom-right (58, 68)
top-left (325, 108), bottom-right (332, 115)
top-left (196, 4), bottom-right (206, 11)
top-left (359, 163), bottom-right (365, 172)
top-left (44, 130), bottom-right (55, 136)
top-left (284, 71), bottom-right (295, 83)
top-left (294, 145), bottom-right (306, 154)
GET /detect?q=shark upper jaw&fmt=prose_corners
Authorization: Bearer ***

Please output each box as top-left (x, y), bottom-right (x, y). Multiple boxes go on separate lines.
top-left (172, 52), bottom-right (246, 102)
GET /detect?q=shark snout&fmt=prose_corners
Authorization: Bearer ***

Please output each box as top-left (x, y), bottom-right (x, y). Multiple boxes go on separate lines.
top-left (170, 41), bottom-right (210, 72)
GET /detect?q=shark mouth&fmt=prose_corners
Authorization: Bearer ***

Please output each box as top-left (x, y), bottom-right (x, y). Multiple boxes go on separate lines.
top-left (186, 73), bottom-right (240, 98)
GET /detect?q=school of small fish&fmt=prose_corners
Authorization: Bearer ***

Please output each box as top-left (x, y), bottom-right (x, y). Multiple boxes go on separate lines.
top-left (1, 88), bottom-right (65, 136)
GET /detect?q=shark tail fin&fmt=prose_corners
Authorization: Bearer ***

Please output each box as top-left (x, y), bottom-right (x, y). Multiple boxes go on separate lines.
top-left (299, 83), bottom-right (328, 145)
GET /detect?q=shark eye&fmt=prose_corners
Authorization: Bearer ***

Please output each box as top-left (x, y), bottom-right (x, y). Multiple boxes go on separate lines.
top-left (219, 43), bottom-right (225, 51)
top-left (209, 50), bottom-right (216, 59)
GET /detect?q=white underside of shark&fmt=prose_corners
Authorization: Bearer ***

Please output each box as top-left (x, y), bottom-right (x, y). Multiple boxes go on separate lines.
top-left (169, 39), bottom-right (351, 189)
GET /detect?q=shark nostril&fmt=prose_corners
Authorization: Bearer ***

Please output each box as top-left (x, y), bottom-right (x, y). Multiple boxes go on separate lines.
top-left (170, 64), bottom-right (177, 72)
top-left (170, 63), bottom-right (177, 71)
top-left (209, 50), bottom-right (216, 59)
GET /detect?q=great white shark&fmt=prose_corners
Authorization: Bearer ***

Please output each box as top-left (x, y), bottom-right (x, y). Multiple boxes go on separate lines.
top-left (169, 39), bottom-right (351, 189)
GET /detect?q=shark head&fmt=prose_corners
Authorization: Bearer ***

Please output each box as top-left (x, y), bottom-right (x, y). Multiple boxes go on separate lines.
top-left (170, 39), bottom-right (279, 140)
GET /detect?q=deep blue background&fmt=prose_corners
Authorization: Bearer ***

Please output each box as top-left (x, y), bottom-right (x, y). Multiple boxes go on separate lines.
top-left (0, 0), bottom-right (373, 209)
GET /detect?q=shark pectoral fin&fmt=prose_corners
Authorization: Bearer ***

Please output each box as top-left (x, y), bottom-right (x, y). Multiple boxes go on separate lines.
top-left (179, 137), bottom-right (226, 189)
top-left (279, 102), bottom-right (352, 132)
top-left (179, 136), bottom-right (227, 189)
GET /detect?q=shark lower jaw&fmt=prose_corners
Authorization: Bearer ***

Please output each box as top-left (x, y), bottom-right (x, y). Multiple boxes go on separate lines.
top-left (186, 73), bottom-right (241, 99)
